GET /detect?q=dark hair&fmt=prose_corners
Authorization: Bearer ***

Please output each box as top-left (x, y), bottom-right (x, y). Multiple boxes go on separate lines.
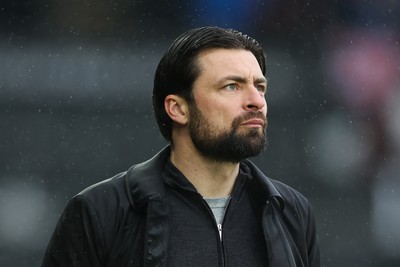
top-left (152, 26), bottom-right (266, 142)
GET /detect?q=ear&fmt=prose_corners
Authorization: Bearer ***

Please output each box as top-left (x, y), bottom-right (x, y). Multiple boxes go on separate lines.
top-left (164, 94), bottom-right (189, 125)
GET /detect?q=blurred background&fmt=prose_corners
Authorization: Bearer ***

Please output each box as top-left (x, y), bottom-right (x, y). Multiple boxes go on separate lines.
top-left (0, 0), bottom-right (399, 266)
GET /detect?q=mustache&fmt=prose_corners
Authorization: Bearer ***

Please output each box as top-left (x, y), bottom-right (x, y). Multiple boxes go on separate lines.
top-left (233, 111), bottom-right (267, 127)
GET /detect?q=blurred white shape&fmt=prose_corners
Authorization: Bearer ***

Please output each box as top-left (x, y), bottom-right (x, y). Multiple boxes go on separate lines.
top-left (306, 112), bottom-right (372, 187)
top-left (0, 180), bottom-right (48, 248)
top-left (371, 162), bottom-right (400, 258)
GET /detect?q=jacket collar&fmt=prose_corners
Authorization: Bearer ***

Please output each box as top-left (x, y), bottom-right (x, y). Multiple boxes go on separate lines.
top-left (242, 159), bottom-right (285, 211)
top-left (126, 145), bottom-right (285, 212)
top-left (126, 146), bottom-right (171, 212)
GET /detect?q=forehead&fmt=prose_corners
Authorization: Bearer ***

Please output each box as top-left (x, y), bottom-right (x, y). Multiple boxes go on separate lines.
top-left (195, 48), bottom-right (264, 81)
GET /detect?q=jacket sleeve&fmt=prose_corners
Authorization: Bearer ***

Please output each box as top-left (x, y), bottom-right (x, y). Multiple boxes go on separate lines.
top-left (306, 202), bottom-right (321, 267)
top-left (42, 195), bottom-right (107, 267)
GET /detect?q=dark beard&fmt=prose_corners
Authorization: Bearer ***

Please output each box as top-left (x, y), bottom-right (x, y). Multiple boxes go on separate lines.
top-left (188, 105), bottom-right (267, 163)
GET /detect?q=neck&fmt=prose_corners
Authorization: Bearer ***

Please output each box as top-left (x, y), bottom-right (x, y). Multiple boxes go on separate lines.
top-left (170, 144), bottom-right (240, 198)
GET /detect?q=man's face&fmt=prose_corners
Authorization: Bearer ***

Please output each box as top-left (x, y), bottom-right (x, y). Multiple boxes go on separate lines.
top-left (188, 48), bottom-right (268, 163)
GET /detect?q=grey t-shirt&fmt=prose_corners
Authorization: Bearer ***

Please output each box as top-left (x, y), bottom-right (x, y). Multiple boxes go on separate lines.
top-left (204, 196), bottom-right (231, 225)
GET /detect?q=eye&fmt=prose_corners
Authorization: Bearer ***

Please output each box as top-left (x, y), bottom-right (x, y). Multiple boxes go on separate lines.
top-left (255, 84), bottom-right (266, 93)
top-left (224, 83), bottom-right (239, 91)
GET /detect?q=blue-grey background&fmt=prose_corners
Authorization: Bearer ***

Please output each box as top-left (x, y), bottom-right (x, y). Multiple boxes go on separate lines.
top-left (1, 0), bottom-right (400, 266)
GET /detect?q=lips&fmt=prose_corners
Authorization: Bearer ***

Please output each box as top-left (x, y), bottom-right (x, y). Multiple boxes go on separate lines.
top-left (241, 118), bottom-right (265, 127)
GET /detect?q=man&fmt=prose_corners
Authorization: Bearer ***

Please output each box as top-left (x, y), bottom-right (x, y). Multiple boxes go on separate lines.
top-left (42, 26), bottom-right (321, 267)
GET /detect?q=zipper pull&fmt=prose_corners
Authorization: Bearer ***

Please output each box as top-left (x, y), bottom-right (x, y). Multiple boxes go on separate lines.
top-left (217, 223), bottom-right (223, 241)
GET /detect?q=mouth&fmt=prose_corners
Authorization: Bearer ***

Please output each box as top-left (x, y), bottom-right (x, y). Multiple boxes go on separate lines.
top-left (240, 118), bottom-right (265, 127)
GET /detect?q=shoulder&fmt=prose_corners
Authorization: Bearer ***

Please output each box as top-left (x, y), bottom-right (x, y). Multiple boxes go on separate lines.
top-left (243, 159), bottom-right (313, 219)
top-left (269, 178), bottom-right (311, 209)
top-left (271, 179), bottom-right (315, 225)
top-left (66, 171), bottom-right (135, 237)
top-left (76, 171), bottom-right (132, 208)
top-left (243, 160), bottom-right (312, 210)
top-left (70, 146), bottom-right (171, 215)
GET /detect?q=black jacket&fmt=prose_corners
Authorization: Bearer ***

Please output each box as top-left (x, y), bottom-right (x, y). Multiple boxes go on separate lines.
top-left (42, 146), bottom-right (320, 267)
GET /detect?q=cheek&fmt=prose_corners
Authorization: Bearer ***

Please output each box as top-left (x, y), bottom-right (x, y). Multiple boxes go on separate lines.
top-left (195, 96), bottom-right (238, 127)
top-left (214, 108), bottom-right (234, 123)
top-left (202, 110), bottom-right (232, 132)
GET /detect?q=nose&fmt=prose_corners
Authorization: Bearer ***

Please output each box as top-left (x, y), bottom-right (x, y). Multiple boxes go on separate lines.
top-left (244, 86), bottom-right (267, 112)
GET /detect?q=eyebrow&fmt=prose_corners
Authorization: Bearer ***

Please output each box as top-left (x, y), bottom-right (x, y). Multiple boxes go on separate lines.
top-left (216, 75), bottom-right (267, 86)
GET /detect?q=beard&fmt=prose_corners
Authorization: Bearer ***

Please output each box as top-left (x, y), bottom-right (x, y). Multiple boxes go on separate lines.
top-left (188, 104), bottom-right (267, 163)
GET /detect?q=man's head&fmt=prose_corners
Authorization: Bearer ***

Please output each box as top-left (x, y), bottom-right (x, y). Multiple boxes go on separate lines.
top-left (153, 26), bottom-right (268, 162)
top-left (153, 27), bottom-right (266, 139)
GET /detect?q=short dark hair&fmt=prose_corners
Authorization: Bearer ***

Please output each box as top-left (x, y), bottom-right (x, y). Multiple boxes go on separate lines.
top-left (152, 26), bottom-right (266, 142)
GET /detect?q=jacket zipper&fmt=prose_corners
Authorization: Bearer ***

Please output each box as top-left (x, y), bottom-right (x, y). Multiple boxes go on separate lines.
top-left (203, 197), bottom-right (232, 267)
top-left (217, 197), bottom-right (231, 241)
top-left (217, 223), bottom-right (223, 241)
